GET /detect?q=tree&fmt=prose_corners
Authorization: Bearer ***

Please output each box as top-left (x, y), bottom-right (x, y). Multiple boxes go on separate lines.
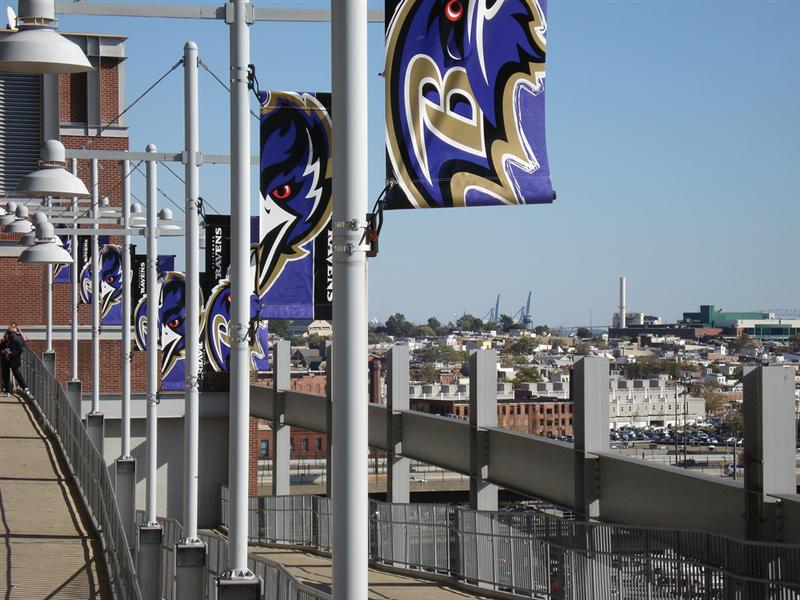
top-left (269, 319), bottom-right (290, 339)
top-left (426, 317), bottom-right (448, 336)
top-left (415, 324), bottom-right (435, 338)
top-left (456, 313), bottom-right (484, 332)
top-left (506, 337), bottom-right (538, 356)
top-left (414, 363), bottom-right (438, 384)
top-left (697, 382), bottom-right (726, 415)
top-left (789, 333), bottom-right (800, 353)
top-left (534, 325), bottom-right (551, 336)
top-left (499, 314), bottom-right (516, 332)
top-left (384, 313), bottom-right (415, 338)
top-left (576, 327), bottom-right (592, 339)
top-left (514, 366), bottom-right (540, 384)
top-left (414, 345), bottom-right (468, 364)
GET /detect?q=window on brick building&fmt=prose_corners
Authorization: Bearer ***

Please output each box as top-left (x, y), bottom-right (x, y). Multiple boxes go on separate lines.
top-left (301, 438), bottom-right (309, 451)
top-left (259, 440), bottom-right (268, 459)
top-left (516, 405), bottom-right (521, 415)
top-left (290, 438), bottom-right (295, 450)
top-left (539, 419), bottom-right (544, 426)
top-left (316, 437), bottom-right (322, 451)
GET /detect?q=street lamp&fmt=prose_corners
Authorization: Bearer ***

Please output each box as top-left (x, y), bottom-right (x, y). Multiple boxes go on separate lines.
top-left (18, 218), bottom-right (74, 264)
top-left (3, 204), bottom-right (33, 234)
top-left (0, 0), bottom-right (92, 74)
top-left (14, 140), bottom-right (90, 199)
top-left (0, 203), bottom-right (16, 226)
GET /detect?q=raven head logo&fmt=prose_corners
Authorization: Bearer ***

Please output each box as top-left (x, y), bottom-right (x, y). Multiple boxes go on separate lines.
top-left (80, 244), bottom-right (124, 318)
top-left (158, 271), bottom-right (186, 378)
top-left (202, 247), bottom-right (269, 373)
top-left (256, 91), bottom-right (332, 297)
top-left (386, 0), bottom-right (548, 208)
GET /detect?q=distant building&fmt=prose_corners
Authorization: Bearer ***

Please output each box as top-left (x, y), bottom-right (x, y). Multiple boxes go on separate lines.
top-left (612, 312), bottom-right (662, 328)
top-left (682, 305), bottom-right (800, 340)
top-left (609, 376), bottom-right (705, 429)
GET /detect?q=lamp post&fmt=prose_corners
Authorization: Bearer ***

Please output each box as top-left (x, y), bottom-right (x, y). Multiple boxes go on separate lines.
top-left (85, 158), bottom-right (104, 454)
top-left (68, 159), bottom-right (82, 414)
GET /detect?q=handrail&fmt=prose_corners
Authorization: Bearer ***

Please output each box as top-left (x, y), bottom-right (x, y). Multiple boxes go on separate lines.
top-left (21, 348), bottom-right (142, 600)
top-left (221, 487), bottom-right (800, 599)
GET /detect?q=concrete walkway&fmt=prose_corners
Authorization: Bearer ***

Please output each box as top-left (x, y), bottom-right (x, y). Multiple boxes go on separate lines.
top-left (248, 545), bottom-right (494, 600)
top-left (0, 393), bottom-right (111, 599)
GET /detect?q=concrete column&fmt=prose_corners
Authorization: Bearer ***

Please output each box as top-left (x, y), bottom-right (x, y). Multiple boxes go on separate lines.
top-left (386, 345), bottom-right (410, 504)
top-left (573, 356), bottom-right (609, 521)
top-left (272, 339), bottom-right (290, 497)
top-left (174, 542), bottom-right (206, 600)
top-left (67, 380), bottom-right (81, 417)
top-left (325, 343), bottom-right (332, 498)
top-left (137, 524), bottom-right (162, 600)
top-left (468, 349), bottom-right (497, 511)
top-left (86, 412), bottom-right (104, 455)
top-left (572, 357), bottom-right (611, 599)
top-left (114, 457), bottom-right (136, 551)
top-left (743, 366), bottom-right (796, 542)
top-left (43, 351), bottom-right (56, 376)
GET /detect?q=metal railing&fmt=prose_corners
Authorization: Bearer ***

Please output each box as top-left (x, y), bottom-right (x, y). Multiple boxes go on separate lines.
top-left (20, 348), bottom-right (142, 600)
top-left (221, 487), bottom-right (800, 600)
top-left (135, 510), bottom-right (330, 600)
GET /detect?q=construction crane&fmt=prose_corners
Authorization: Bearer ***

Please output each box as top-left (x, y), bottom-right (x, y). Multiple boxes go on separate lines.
top-left (511, 292), bottom-right (534, 329)
top-left (482, 294), bottom-right (501, 322)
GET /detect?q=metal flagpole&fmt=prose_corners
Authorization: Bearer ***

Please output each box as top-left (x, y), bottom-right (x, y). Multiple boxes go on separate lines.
top-left (86, 158), bottom-right (104, 452)
top-left (182, 40), bottom-right (201, 544)
top-left (145, 144), bottom-right (160, 526)
top-left (222, 0), bottom-right (256, 589)
top-left (176, 40), bottom-right (206, 600)
top-left (67, 158), bottom-right (82, 417)
top-left (331, 1), bottom-right (370, 599)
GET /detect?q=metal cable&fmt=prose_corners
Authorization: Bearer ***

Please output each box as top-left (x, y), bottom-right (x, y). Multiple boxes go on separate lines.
top-left (198, 57), bottom-right (259, 119)
top-left (160, 162), bottom-right (220, 215)
top-left (131, 162), bottom-right (186, 215)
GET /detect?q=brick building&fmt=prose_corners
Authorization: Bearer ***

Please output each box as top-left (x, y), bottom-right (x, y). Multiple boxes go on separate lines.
top-left (0, 33), bottom-right (154, 395)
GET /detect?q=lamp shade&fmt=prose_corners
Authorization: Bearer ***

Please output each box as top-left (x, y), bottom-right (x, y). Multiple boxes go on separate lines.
top-left (0, 28), bottom-right (92, 74)
top-left (18, 240), bottom-right (74, 264)
top-left (15, 162), bottom-right (90, 198)
top-left (17, 233), bottom-right (35, 247)
top-left (4, 219), bottom-right (33, 234)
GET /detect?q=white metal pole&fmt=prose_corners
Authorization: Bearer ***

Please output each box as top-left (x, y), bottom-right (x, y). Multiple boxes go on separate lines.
top-left (70, 158), bottom-right (79, 381)
top-left (226, 0), bottom-right (252, 576)
top-left (145, 144), bottom-right (159, 525)
top-left (121, 159), bottom-right (132, 457)
top-left (91, 158), bottom-right (101, 414)
top-left (45, 197), bottom-right (53, 353)
top-left (331, 1), bottom-right (369, 599)
top-left (183, 39), bottom-right (201, 543)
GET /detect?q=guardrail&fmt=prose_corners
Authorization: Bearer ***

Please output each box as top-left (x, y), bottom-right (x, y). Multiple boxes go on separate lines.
top-left (221, 487), bottom-right (800, 600)
top-left (135, 511), bottom-right (329, 600)
top-left (20, 348), bottom-right (142, 600)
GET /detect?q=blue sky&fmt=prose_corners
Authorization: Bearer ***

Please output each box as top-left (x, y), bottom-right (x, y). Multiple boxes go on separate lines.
top-left (28, 0), bottom-right (799, 327)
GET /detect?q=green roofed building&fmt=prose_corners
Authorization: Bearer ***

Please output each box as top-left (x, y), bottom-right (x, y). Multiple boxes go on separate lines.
top-left (682, 305), bottom-right (800, 340)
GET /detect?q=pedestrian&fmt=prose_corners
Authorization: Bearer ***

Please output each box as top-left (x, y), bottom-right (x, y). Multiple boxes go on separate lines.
top-left (1, 326), bottom-right (29, 396)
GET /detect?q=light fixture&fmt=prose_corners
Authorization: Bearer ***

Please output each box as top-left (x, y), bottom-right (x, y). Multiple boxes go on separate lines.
top-left (0, 202), bottom-right (18, 226)
top-left (18, 233), bottom-right (35, 247)
top-left (18, 219), bottom-right (74, 264)
top-left (130, 203), bottom-right (144, 215)
top-left (158, 208), bottom-right (182, 232)
top-left (0, 0), bottom-right (92, 74)
top-left (15, 140), bottom-right (91, 198)
top-left (3, 204), bottom-right (33, 234)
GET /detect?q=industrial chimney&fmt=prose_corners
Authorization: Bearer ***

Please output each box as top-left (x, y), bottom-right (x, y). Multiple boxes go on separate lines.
top-left (619, 276), bottom-right (626, 329)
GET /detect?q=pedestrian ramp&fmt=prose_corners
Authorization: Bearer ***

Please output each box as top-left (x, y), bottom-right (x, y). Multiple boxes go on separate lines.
top-left (0, 393), bottom-right (112, 599)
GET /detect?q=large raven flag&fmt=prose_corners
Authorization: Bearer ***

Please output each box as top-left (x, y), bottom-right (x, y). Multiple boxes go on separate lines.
top-left (255, 91), bottom-right (333, 320)
top-left (384, 0), bottom-right (554, 209)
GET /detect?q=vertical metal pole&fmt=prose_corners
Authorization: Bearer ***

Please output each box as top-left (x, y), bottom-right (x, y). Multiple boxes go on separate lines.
top-left (115, 159), bottom-right (136, 551)
top-left (43, 194), bottom-right (56, 375)
top-left (121, 159), bottom-right (132, 458)
top-left (67, 158), bottom-right (82, 417)
top-left (145, 144), bottom-right (159, 526)
top-left (91, 158), bottom-right (100, 414)
top-left (182, 39), bottom-right (201, 543)
top-left (176, 41), bottom-right (206, 600)
top-left (331, 1), bottom-right (370, 598)
top-left (219, 3), bottom-right (259, 595)
top-left (86, 158), bottom-right (104, 453)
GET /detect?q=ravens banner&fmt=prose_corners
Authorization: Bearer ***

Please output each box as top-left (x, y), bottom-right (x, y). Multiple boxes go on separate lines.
top-left (256, 91), bottom-right (333, 320)
top-left (384, 0), bottom-right (554, 209)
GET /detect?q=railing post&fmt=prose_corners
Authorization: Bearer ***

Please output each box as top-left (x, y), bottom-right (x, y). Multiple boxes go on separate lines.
top-left (137, 524), bottom-right (162, 600)
top-left (272, 339), bottom-right (291, 497)
top-left (115, 457), bottom-right (136, 551)
top-left (86, 412), bottom-right (104, 454)
top-left (67, 379), bottom-right (82, 417)
top-left (743, 366), bottom-right (796, 542)
top-left (43, 350), bottom-right (56, 375)
top-left (386, 344), bottom-right (410, 504)
top-left (469, 349), bottom-right (497, 511)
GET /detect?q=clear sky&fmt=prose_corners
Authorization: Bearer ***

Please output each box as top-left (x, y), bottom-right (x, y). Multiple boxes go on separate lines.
top-left (25, 0), bottom-right (799, 328)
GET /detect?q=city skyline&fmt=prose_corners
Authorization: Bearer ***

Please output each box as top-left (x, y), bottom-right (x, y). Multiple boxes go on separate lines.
top-left (39, 0), bottom-right (799, 326)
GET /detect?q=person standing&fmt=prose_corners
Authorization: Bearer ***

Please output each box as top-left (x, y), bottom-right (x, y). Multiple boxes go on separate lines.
top-left (1, 327), bottom-right (29, 396)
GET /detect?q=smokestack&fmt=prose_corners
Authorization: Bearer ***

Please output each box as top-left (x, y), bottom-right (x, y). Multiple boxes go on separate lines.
top-left (619, 276), bottom-right (626, 329)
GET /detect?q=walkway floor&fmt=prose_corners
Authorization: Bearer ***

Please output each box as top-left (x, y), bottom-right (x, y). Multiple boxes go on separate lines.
top-left (0, 393), bottom-right (111, 599)
top-left (248, 545), bottom-right (493, 600)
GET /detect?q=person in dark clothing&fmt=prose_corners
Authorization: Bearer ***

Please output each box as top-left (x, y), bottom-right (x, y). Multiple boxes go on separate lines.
top-left (1, 327), bottom-right (29, 395)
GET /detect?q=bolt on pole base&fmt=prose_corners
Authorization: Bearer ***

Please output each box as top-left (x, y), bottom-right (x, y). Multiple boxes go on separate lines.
top-left (67, 379), bottom-right (82, 416)
top-left (137, 524), bottom-right (163, 600)
top-left (43, 350), bottom-right (56, 375)
top-left (174, 541), bottom-right (206, 600)
top-left (86, 412), bottom-right (104, 454)
top-left (114, 457), bottom-right (136, 551)
top-left (216, 574), bottom-right (261, 600)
